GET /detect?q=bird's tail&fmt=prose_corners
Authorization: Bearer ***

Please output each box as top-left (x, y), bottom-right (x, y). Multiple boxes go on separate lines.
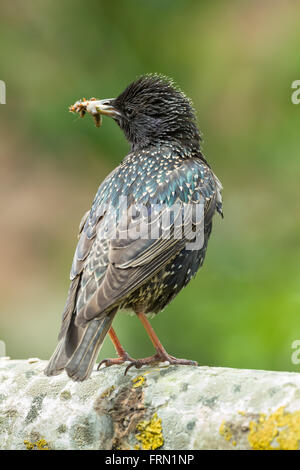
top-left (44, 310), bottom-right (117, 381)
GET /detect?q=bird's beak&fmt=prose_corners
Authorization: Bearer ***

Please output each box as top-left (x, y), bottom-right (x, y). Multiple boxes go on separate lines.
top-left (69, 97), bottom-right (121, 127)
top-left (90, 99), bottom-right (121, 119)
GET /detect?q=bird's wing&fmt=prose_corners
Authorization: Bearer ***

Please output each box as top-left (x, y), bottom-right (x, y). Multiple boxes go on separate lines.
top-left (56, 209), bottom-right (91, 340)
top-left (72, 157), bottom-right (220, 327)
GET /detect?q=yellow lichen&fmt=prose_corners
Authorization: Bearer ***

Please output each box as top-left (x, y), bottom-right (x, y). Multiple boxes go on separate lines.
top-left (132, 375), bottom-right (146, 388)
top-left (24, 440), bottom-right (35, 450)
top-left (36, 439), bottom-right (50, 450)
top-left (219, 420), bottom-right (233, 443)
top-left (100, 385), bottom-right (115, 398)
top-left (131, 368), bottom-right (166, 389)
top-left (135, 413), bottom-right (164, 450)
top-left (248, 406), bottom-right (300, 450)
top-left (24, 438), bottom-right (50, 450)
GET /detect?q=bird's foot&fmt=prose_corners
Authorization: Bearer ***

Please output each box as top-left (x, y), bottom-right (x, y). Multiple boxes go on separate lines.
top-left (97, 350), bottom-right (197, 374)
top-left (124, 352), bottom-right (198, 375)
top-left (97, 352), bottom-right (136, 370)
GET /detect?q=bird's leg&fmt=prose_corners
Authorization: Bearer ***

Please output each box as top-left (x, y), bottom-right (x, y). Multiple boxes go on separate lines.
top-left (109, 327), bottom-right (127, 357)
top-left (125, 312), bottom-right (198, 374)
top-left (97, 327), bottom-right (136, 369)
top-left (137, 311), bottom-right (169, 358)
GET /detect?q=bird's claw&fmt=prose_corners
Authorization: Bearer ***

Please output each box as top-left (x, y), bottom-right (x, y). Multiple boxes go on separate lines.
top-left (97, 352), bottom-right (136, 370)
top-left (124, 353), bottom-right (198, 375)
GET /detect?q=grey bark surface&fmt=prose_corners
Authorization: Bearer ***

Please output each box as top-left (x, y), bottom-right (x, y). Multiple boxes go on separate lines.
top-left (1, 358), bottom-right (300, 450)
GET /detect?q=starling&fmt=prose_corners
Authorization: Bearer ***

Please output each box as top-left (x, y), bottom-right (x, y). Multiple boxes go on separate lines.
top-left (45, 75), bottom-right (223, 381)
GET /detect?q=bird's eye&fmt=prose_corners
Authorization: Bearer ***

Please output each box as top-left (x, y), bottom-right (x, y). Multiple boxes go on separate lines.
top-left (125, 106), bottom-right (134, 118)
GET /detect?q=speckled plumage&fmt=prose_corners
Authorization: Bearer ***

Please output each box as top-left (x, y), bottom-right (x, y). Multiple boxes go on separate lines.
top-left (45, 75), bottom-right (223, 381)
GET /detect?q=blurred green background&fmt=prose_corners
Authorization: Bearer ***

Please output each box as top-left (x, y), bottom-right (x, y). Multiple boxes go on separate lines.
top-left (1, 0), bottom-right (300, 372)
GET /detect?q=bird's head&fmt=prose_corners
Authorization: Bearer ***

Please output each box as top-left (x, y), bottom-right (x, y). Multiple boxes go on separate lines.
top-left (76, 75), bottom-right (201, 151)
